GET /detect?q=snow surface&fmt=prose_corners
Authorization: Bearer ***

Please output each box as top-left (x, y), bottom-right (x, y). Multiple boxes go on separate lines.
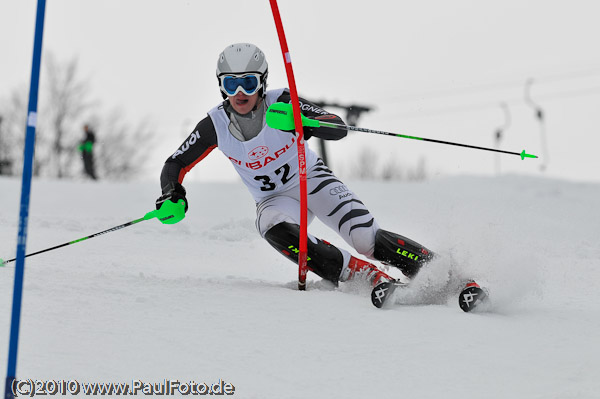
top-left (1, 175), bottom-right (599, 399)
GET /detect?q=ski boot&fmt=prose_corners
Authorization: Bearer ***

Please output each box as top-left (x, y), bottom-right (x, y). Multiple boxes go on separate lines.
top-left (344, 256), bottom-right (395, 287)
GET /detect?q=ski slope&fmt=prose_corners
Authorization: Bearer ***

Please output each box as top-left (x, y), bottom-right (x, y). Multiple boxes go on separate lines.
top-left (1, 175), bottom-right (599, 398)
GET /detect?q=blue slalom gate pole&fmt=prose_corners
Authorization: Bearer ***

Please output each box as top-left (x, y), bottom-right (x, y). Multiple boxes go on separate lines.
top-left (5, 1), bottom-right (47, 398)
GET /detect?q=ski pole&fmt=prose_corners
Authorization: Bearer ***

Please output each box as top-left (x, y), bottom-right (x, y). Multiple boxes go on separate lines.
top-left (266, 102), bottom-right (538, 160)
top-left (0, 209), bottom-right (161, 267)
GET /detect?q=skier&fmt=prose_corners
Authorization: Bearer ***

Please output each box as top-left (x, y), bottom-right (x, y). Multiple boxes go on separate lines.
top-left (155, 43), bottom-right (433, 288)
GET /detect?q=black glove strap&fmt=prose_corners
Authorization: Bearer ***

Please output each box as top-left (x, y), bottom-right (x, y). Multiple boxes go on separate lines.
top-left (156, 182), bottom-right (188, 212)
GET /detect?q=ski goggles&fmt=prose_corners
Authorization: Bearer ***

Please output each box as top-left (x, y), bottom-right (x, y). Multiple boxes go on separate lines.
top-left (219, 73), bottom-right (262, 96)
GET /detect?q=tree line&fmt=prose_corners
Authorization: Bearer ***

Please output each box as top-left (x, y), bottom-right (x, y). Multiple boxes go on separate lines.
top-left (0, 53), bottom-right (157, 180)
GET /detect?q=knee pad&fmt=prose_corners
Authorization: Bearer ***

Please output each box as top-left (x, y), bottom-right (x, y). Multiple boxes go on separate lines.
top-left (264, 222), bottom-right (344, 284)
top-left (373, 229), bottom-right (434, 278)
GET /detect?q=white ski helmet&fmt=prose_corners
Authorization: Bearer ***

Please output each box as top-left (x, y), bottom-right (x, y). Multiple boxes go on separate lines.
top-left (216, 43), bottom-right (268, 99)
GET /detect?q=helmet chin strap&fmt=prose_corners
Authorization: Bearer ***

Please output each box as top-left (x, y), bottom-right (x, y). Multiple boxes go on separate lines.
top-left (252, 97), bottom-right (264, 112)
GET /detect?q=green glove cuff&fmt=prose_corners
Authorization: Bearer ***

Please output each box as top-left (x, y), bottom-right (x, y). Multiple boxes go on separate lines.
top-left (266, 102), bottom-right (321, 131)
top-left (153, 199), bottom-right (186, 224)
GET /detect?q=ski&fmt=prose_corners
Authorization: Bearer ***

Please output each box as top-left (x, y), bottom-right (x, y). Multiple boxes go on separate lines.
top-left (371, 279), bottom-right (489, 312)
top-left (458, 280), bottom-right (489, 312)
top-left (370, 280), bottom-right (408, 308)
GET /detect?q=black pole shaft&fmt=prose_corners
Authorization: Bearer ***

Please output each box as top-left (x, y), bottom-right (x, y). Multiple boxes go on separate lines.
top-left (319, 121), bottom-right (535, 159)
top-left (1, 216), bottom-right (147, 266)
top-left (412, 135), bottom-right (523, 157)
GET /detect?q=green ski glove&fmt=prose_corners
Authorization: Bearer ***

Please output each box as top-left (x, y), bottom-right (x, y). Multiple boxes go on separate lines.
top-left (154, 182), bottom-right (188, 224)
top-left (154, 199), bottom-right (186, 224)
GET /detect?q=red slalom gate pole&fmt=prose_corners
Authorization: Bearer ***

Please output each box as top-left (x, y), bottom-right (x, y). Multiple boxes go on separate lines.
top-left (269, 0), bottom-right (308, 290)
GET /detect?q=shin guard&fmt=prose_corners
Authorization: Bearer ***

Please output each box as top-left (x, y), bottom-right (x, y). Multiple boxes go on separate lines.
top-left (373, 229), bottom-right (434, 278)
top-left (264, 222), bottom-right (344, 284)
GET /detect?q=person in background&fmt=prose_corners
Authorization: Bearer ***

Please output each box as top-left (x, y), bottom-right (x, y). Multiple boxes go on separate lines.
top-left (79, 124), bottom-right (97, 180)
